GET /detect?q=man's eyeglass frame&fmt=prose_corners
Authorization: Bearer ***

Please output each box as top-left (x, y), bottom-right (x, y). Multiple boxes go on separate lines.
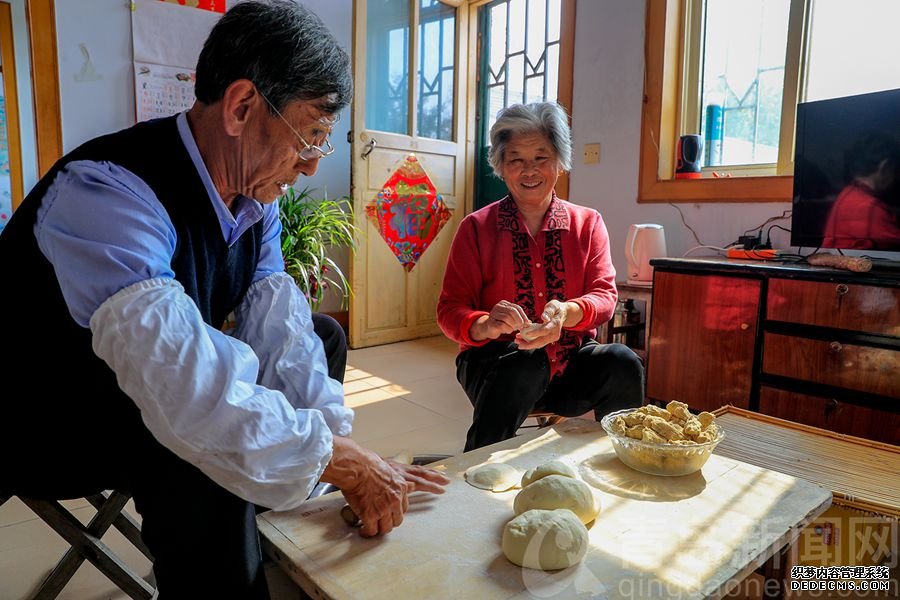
top-left (258, 89), bottom-right (337, 161)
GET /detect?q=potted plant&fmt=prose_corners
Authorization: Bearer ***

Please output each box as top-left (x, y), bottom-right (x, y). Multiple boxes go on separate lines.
top-left (279, 186), bottom-right (356, 312)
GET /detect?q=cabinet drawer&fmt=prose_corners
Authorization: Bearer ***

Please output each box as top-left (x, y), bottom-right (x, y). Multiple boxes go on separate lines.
top-left (759, 386), bottom-right (900, 445)
top-left (767, 278), bottom-right (900, 337)
top-left (763, 333), bottom-right (900, 397)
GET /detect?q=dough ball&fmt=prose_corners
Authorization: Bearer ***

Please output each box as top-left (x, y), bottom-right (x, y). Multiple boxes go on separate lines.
top-left (502, 509), bottom-right (589, 570)
top-left (464, 463), bottom-right (522, 492)
top-left (521, 460), bottom-right (579, 488)
top-left (513, 475), bottom-right (600, 524)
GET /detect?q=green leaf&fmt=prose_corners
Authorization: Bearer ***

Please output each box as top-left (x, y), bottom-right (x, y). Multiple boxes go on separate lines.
top-left (278, 186), bottom-right (358, 311)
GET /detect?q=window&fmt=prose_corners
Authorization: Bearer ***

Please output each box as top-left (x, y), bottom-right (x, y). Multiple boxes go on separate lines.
top-left (683, 0), bottom-right (791, 174)
top-left (640, 0), bottom-right (900, 203)
top-left (418, 0), bottom-right (456, 140)
top-left (473, 0), bottom-right (575, 209)
top-left (480, 0), bottom-right (563, 138)
top-left (364, 0), bottom-right (457, 141)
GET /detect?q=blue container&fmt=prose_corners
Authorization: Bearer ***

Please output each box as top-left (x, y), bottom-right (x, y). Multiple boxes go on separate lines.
top-left (705, 104), bottom-right (724, 166)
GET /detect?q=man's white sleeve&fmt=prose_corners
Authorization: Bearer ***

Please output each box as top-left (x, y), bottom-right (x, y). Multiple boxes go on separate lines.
top-left (233, 272), bottom-right (353, 437)
top-left (90, 277), bottom-right (332, 511)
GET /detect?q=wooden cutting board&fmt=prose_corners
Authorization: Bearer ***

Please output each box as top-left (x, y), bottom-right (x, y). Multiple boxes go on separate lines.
top-left (258, 419), bottom-right (831, 600)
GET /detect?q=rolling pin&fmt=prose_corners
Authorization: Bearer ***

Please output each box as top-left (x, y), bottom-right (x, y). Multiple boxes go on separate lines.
top-left (341, 504), bottom-right (362, 527)
top-left (806, 253), bottom-right (872, 272)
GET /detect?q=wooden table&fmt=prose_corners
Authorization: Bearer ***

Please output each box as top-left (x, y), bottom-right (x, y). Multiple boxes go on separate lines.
top-left (258, 419), bottom-right (831, 600)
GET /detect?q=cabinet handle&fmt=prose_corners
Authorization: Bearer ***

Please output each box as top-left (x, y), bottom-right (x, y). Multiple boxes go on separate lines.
top-left (740, 323), bottom-right (749, 331)
top-left (835, 284), bottom-right (849, 296)
top-left (829, 341), bottom-right (843, 353)
top-left (825, 398), bottom-right (840, 417)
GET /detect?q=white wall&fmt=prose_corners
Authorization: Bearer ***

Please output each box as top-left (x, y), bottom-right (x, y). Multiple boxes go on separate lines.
top-left (568, 0), bottom-right (794, 278)
top-left (55, 1), bottom-right (135, 151)
top-left (54, 0), bottom-right (353, 311)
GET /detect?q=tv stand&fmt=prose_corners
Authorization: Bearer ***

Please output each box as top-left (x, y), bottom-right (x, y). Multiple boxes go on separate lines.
top-left (646, 257), bottom-right (899, 445)
top-left (867, 256), bottom-right (900, 274)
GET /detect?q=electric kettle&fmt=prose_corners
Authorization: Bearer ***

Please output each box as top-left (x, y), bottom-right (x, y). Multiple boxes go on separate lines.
top-left (625, 224), bottom-right (667, 286)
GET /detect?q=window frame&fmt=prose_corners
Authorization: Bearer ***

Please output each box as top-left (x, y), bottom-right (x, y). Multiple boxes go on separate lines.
top-left (639, 0), bottom-right (802, 203)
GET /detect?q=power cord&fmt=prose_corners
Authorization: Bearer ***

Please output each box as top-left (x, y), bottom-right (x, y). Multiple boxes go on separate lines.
top-left (669, 203), bottom-right (704, 247)
top-left (764, 224), bottom-right (792, 246)
top-left (743, 210), bottom-right (792, 237)
top-left (682, 245), bottom-right (736, 257)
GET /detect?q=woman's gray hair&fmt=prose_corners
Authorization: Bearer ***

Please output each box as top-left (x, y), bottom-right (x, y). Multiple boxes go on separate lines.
top-left (488, 102), bottom-right (572, 177)
top-left (195, 0), bottom-right (352, 114)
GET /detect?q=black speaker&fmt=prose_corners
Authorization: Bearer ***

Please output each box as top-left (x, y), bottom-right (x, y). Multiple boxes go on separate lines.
top-left (675, 134), bottom-right (703, 179)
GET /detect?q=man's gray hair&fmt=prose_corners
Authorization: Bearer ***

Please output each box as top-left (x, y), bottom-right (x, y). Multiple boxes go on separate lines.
top-left (195, 0), bottom-right (352, 114)
top-left (488, 102), bottom-right (572, 177)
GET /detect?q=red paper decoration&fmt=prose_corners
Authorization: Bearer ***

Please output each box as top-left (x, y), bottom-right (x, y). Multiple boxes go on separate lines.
top-left (365, 154), bottom-right (452, 272)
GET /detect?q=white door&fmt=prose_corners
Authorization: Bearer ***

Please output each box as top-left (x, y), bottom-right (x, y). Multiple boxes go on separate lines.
top-left (350, 0), bottom-right (470, 348)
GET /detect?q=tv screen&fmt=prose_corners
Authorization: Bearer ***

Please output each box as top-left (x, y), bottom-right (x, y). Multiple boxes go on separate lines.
top-left (791, 88), bottom-right (900, 251)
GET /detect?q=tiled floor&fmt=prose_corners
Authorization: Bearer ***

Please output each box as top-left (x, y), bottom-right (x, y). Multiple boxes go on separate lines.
top-left (0, 335), bottom-right (476, 600)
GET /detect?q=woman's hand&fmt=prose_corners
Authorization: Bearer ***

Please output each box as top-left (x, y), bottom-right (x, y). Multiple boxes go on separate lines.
top-left (469, 300), bottom-right (530, 341)
top-left (515, 299), bottom-right (582, 350)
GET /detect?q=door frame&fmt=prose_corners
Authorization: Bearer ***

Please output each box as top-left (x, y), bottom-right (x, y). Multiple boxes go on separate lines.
top-left (1, 0), bottom-right (62, 211)
top-left (25, 0), bottom-right (62, 183)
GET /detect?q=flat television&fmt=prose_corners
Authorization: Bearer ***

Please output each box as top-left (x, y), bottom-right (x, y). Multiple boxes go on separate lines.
top-left (791, 87), bottom-right (900, 252)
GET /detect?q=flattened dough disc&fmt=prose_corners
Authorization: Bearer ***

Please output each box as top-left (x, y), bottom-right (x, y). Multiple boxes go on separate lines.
top-left (464, 463), bottom-right (523, 492)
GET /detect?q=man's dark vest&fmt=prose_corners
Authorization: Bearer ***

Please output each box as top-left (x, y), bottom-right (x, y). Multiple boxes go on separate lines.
top-left (0, 116), bottom-right (262, 495)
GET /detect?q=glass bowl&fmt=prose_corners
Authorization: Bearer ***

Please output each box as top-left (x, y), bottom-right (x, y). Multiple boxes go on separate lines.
top-left (600, 408), bottom-right (725, 476)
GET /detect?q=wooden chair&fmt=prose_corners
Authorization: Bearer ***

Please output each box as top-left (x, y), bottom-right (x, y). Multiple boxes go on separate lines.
top-left (0, 491), bottom-right (156, 600)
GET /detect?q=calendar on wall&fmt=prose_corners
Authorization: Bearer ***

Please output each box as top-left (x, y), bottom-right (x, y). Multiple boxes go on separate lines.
top-left (134, 62), bottom-right (196, 122)
top-left (131, 0), bottom-right (229, 123)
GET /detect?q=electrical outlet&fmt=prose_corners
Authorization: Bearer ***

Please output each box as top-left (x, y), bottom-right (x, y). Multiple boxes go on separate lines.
top-left (583, 143), bottom-right (600, 164)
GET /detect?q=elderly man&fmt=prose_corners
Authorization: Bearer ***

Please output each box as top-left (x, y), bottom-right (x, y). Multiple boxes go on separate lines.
top-left (0, 1), bottom-right (448, 597)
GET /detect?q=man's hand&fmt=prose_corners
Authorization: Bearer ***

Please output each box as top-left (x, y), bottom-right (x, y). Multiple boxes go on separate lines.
top-left (321, 438), bottom-right (451, 537)
top-left (322, 437), bottom-right (410, 537)
top-left (470, 300), bottom-right (530, 341)
top-left (387, 461), bottom-right (450, 494)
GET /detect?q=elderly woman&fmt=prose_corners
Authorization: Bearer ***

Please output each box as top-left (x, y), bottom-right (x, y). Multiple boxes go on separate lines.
top-left (437, 102), bottom-right (643, 451)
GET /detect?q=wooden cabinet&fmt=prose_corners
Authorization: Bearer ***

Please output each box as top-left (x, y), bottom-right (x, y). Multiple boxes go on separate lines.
top-left (647, 258), bottom-right (900, 445)
top-left (758, 387), bottom-right (900, 442)
top-left (647, 272), bottom-right (759, 412)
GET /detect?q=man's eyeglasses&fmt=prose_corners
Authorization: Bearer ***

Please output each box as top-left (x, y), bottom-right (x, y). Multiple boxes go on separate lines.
top-left (258, 90), bottom-right (336, 161)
